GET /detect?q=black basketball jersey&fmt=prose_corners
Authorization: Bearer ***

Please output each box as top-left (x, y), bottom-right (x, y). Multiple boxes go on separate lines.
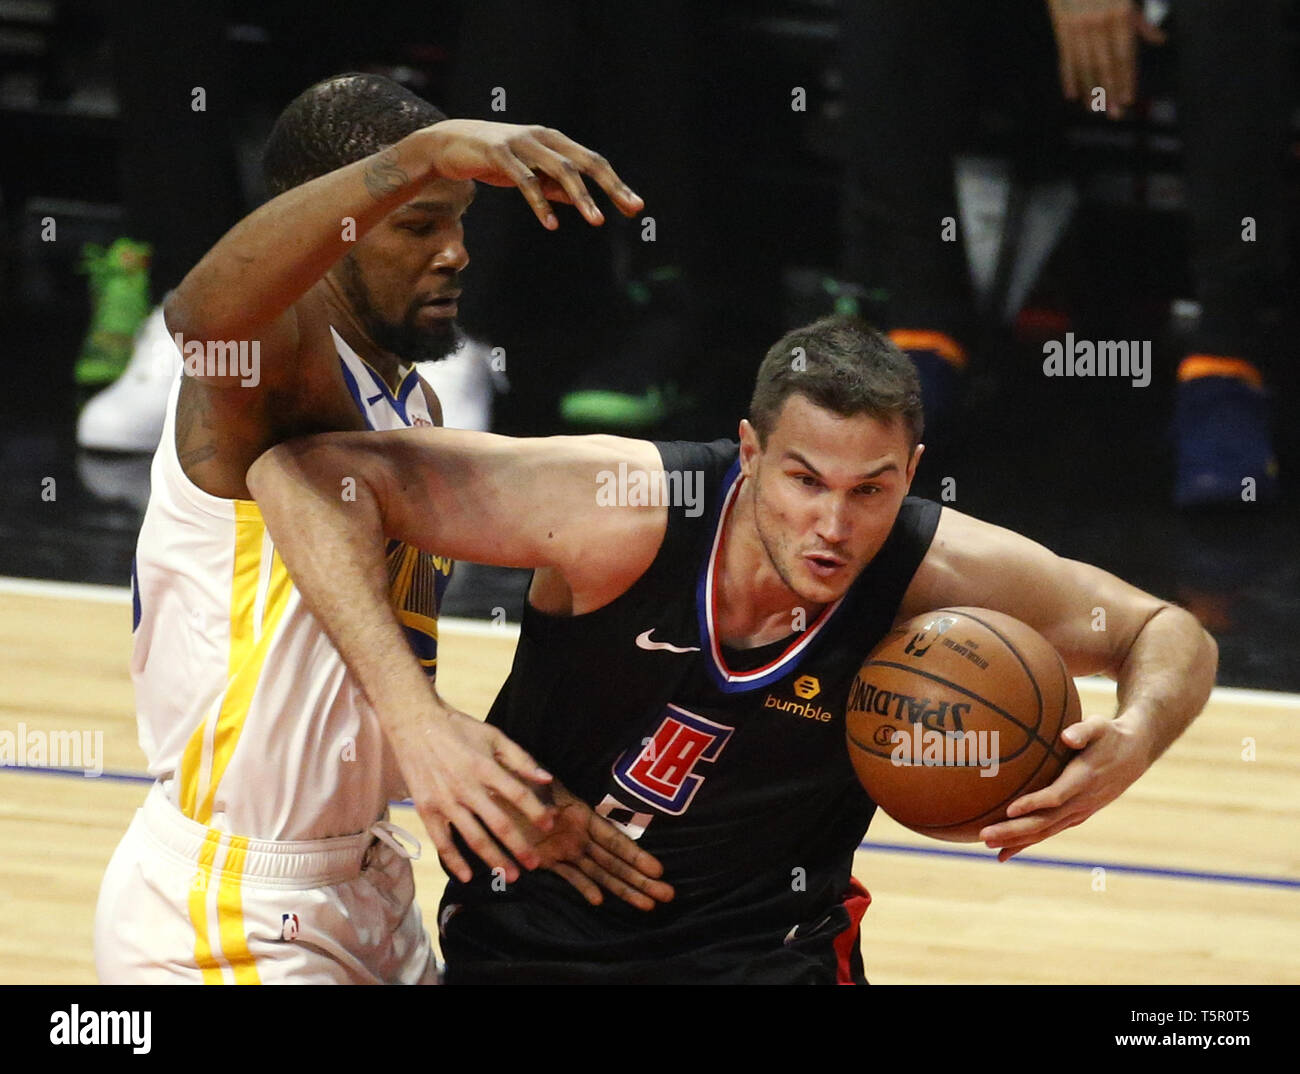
top-left (439, 439), bottom-right (941, 984)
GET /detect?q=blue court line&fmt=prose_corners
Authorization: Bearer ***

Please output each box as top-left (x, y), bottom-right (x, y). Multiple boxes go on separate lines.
top-left (855, 838), bottom-right (1300, 890)
top-left (5, 763), bottom-right (1296, 892)
top-left (0, 764), bottom-right (154, 783)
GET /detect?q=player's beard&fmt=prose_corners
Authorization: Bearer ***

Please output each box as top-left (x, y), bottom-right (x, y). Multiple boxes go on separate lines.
top-left (339, 254), bottom-right (459, 365)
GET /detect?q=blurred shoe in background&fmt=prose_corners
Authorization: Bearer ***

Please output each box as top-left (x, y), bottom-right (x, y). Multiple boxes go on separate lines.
top-left (781, 267), bottom-right (873, 326)
top-left (74, 238), bottom-right (152, 390)
top-left (77, 304), bottom-right (179, 452)
top-left (888, 329), bottom-right (967, 448)
top-left (1174, 355), bottom-right (1279, 508)
top-left (559, 266), bottom-right (693, 432)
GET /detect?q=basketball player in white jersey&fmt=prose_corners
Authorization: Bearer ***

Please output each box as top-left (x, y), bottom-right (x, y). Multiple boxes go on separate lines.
top-left (94, 73), bottom-right (672, 984)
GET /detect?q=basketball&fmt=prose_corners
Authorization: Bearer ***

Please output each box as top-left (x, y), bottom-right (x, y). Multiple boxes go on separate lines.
top-left (845, 607), bottom-right (1081, 842)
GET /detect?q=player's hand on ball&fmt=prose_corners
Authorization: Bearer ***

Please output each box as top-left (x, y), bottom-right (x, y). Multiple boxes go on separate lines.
top-left (526, 782), bottom-right (675, 911)
top-left (396, 703), bottom-right (556, 884)
top-left (978, 712), bottom-right (1154, 861)
top-left (424, 119), bottom-right (644, 229)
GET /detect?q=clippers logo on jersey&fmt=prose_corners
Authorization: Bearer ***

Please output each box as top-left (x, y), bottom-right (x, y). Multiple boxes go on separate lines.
top-left (612, 705), bottom-right (733, 815)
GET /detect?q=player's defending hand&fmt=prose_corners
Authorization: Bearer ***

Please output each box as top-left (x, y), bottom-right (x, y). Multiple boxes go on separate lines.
top-left (393, 702), bottom-right (557, 885)
top-left (510, 782), bottom-right (675, 911)
top-left (424, 119), bottom-right (645, 230)
top-left (978, 712), bottom-right (1153, 861)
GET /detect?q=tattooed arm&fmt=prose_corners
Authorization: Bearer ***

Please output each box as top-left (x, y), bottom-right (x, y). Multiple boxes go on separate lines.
top-left (166, 136), bottom-right (446, 357)
top-left (166, 121), bottom-right (642, 359)
top-left (163, 120), bottom-right (643, 497)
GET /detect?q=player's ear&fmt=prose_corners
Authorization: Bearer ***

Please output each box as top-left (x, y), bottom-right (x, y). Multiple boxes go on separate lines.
top-left (905, 442), bottom-right (924, 488)
top-left (738, 419), bottom-right (761, 477)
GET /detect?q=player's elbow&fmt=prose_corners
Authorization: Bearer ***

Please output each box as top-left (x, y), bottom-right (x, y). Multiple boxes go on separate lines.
top-left (1198, 622), bottom-right (1219, 680)
top-left (1164, 603), bottom-right (1218, 673)
top-left (1144, 603), bottom-right (1219, 681)
top-left (247, 435), bottom-right (357, 504)
top-left (246, 441), bottom-right (298, 503)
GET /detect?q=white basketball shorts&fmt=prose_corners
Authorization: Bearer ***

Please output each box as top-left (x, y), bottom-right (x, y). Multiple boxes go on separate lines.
top-left (95, 781), bottom-right (439, 984)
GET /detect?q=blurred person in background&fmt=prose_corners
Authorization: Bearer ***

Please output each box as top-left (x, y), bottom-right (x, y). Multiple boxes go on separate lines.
top-left (839, 0), bottom-right (1292, 506)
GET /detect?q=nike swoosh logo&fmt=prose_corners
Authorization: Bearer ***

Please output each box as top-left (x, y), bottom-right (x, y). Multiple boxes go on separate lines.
top-left (366, 392), bottom-right (385, 405)
top-left (635, 629), bottom-right (700, 654)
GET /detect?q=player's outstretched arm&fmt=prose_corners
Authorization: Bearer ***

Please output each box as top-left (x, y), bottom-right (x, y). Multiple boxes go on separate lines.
top-left (246, 427), bottom-right (669, 893)
top-left (901, 507), bottom-right (1217, 859)
top-left (166, 120), bottom-right (644, 378)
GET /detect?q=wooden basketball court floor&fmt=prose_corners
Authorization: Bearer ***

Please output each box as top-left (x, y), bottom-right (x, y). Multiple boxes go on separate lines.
top-left (1, 579), bottom-right (1296, 985)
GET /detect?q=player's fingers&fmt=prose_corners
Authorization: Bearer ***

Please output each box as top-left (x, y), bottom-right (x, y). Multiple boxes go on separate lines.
top-left (487, 145), bottom-right (558, 230)
top-left (549, 861), bottom-right (604, 907)
top-left (483, 764), bottom-right (554, 832)
top-left (995, 810), bottom-right (1089, 859)
top-left (1114, 15), bottom-right (1137, 108)
top-left (1006, 744), bottom-right (1102, 818)
top-left (516, 140), bottom-right (604, 226)
top-left (576, 855), bottom-right (656, 911)
top-left (488, 730), bottom-right (553, 788)
top-left (424, 815), bottom-right (473, 884)
top-left (1061, 715), bottom-right (1110, 750)
top-left (531, 127), bottom-right (644, 216)
top-left (986, 797), bottom-right (1093, 846)
top-left (979, 803), bottom-right (1065, 845)
top-left (1082, 23), bottom-right (1114, 114)
top-left (587, 815), bottom-right (665, 877)
top-left (1057, 44), bottom-right (1079, 101)
top-left (1002, 771), bottom-right (1082, 820)
top-left (536, 177), bottom-right (576, 205)
top-left (445, 802), bottom-right (522, 882)
top-left (585, 841), bottom-right (675, 902)
top-left (462, 787), bottom-right (543, 872)
top-left (1067, 34), bottom-right (1094, 103)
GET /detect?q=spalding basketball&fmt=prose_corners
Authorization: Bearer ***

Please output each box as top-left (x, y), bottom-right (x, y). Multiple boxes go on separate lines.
top-left (845, 607), bottom-right (1081, 842)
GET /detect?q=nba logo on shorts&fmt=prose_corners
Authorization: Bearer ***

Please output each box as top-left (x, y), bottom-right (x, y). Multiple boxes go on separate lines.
top-left (280, 912), bottom-right (300, 942)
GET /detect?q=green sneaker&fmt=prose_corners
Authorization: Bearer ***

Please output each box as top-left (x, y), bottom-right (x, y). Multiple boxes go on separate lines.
top-left (75, 238), bottom-right (153, 388)
top-left (560, 384), bottom-right (685, 430)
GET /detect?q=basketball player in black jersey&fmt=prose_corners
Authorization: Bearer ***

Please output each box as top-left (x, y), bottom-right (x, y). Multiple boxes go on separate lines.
top-left (249, 316), bottom-right (1218, 984)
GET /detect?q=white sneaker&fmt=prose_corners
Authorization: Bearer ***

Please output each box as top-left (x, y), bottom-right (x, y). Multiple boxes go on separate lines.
top-left (77, 304), bottom-right (181, 452)
top-left (415, 333), bottom-right (507, 432)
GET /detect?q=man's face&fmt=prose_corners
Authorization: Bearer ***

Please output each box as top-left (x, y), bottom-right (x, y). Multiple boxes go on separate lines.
top-left (739, 393), bottom-right (923, 606)
top-left (334, 176), bottom-right (474, 364)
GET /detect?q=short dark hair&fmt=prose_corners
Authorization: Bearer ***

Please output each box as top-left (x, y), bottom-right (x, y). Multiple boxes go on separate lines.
top-left (749, 316), bottom-right (924, 448)
top-left (261, 72), bottom-right (448, 197)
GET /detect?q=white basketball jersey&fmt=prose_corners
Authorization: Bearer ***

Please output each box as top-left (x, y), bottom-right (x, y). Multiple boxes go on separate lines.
top-left (130, 328), bottom-right (451, 840)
